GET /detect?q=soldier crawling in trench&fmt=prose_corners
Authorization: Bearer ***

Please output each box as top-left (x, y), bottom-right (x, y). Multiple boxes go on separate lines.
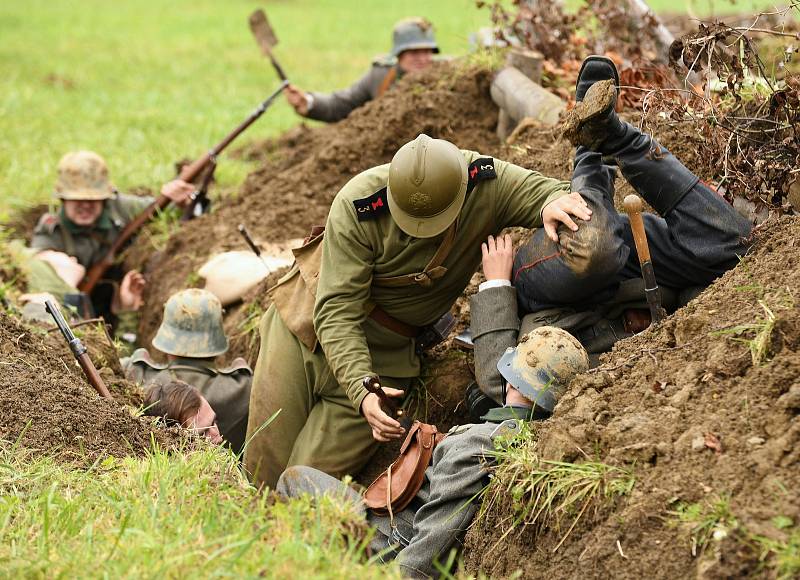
top-left (284, 17), bottom-right (439, 123)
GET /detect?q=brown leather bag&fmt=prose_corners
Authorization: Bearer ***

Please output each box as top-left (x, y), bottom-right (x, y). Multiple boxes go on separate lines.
top-left (363, 421), bottom-right (446, 515)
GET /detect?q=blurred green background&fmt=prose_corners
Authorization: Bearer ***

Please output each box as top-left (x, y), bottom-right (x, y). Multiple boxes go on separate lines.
top-left (0, 0), bottom-right (786, 220)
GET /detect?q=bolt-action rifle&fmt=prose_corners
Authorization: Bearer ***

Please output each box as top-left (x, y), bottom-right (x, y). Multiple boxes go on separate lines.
top-left (78, 80), bottom-right (289, 295)
top-left (45, 300), bottom-right (113, 400)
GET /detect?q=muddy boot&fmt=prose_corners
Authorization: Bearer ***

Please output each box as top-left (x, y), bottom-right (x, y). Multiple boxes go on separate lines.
top-left (562, 79), bottom-right (626, 151)
top-left (575, 55), bottom-right (620, 102)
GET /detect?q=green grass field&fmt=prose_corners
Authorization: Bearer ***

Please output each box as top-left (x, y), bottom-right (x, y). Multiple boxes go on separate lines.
top-left (0, 0), bottom-right (784, 220)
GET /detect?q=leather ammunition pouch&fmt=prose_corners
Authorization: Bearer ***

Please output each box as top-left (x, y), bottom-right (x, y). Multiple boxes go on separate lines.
top-left (363, 421), bottom-right (446, 515)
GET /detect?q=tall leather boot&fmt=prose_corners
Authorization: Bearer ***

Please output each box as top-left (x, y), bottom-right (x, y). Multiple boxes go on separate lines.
top-left (565, 74), bottom-right (699, 216)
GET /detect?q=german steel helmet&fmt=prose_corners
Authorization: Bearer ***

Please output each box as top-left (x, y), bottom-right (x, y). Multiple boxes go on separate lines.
top-left (54, 151), bottom-right (114, 201)
top-left (387, 134), bottom-right (468, 238)
top-left (496, 326), bottom-right (589, 412)
top-left (152, 289), bottom-right (229, 358)
top-left (391, 17), bottom-right (439, 57)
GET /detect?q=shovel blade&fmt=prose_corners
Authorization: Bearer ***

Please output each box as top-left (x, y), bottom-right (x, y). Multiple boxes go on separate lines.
top-left (249, 9), bottom-right (278, 55)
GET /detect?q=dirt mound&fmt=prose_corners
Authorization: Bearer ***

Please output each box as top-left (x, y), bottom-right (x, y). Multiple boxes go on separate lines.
top-left (0, 314), bottom-right (179, 464)
top-left (466, 216), bottom-right (800, 578)
top-left (133, 61), bottom-right (502, 351)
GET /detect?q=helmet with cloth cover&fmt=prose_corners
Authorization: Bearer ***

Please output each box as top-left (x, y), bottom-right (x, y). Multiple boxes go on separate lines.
top-left (152, 289), bottom-right (229, 358)
top-left (387, 134), bottom-right (468, 238)
top-left (496, 326), bottom-right (589, 412)
top-left (391, 17), bottom-right (439, 57)
top-left (54, 151), bottom-right (114, 201)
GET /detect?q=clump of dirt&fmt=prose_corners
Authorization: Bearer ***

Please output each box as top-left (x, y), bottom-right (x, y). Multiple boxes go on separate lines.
top-left (465, 216), bottom-right (800, 578)
top-left (0, 313), bottom-right (179, 464)
top-left (132, 61), bottom-right (502, 352)
top-left (3, 203), bottom-right (50, 242)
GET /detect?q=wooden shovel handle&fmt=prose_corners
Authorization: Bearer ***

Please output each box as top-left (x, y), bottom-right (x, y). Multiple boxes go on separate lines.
top-left (623, 194), bottom-right (651, 264)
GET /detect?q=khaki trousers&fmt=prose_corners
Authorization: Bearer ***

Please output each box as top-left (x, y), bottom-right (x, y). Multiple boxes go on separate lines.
top-left (245, 305), bottom-right (404, 488)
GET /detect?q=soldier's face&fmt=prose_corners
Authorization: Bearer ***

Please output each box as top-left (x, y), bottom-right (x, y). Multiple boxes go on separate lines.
top-left (63, 200), bottom-right (104, 226)
top-left (398, 49), bottom-right (434, 74)
top-left (188, 397), bottom-right (223, 445)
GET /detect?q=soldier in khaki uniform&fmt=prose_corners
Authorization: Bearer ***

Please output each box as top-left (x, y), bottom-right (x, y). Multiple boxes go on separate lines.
top-left (30, 150), bottom-right (194, 320)
top-left (245, 133), bottom-right (592, 488)
top-left (123, 289), bottom-right (252, 454)
top-left (284, 18), bottom-right (439, 123)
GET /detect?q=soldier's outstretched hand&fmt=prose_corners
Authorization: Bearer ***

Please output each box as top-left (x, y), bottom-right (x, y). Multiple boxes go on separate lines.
top-left (284, 84), bottom-right (310, 116)
top-left (161, 179), bottom-right (195, 207)
top-left (541, 192), bottom-right (592, 242)
top-left (114, 270), bottom-right (146, 313)
top-left (361, 389), bottom-right (406, 442)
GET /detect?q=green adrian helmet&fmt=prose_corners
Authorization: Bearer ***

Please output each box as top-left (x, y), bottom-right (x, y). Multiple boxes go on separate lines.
top-left (496, 326), bottom-right (589, 413)
top-left (152, 289), bottom-right (229, 358)
top-left (387, 134), bottom-right (468, 238)
top-left (391, 17), bottom-right (439, 57)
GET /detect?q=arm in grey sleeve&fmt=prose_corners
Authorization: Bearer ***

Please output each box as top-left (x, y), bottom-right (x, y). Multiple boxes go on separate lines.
top-left (305, 67), bottom-right (383, 123)
top-left (469, 285), bottom-right (521, 404)
top-left (396, 423), bottom-right (497, 578)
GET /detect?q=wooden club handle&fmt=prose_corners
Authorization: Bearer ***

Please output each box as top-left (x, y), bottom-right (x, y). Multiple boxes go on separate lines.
top-left (623, 194), bottom-right (651, 264)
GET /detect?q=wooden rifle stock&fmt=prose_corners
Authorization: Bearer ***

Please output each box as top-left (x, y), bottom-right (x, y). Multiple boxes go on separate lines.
top-left (78, 80), bottom-right (289, 294)
top-left (45, 300), bottom-right (113, 400)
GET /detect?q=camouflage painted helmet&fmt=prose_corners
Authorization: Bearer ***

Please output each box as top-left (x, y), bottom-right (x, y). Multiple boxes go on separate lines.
top-left (54, 151), bottom-right (114, 201)
top-left (496, 326), bottom-right (589, 412)
top-left (152, 289), bottom-right (229, 358)
top-left (387, 134), bottom-right (468, 238)
top-left (391, 17), bottom-right (439, 57)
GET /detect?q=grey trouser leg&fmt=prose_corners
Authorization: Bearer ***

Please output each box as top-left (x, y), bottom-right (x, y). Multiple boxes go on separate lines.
top-left (275, 466), bottom-right (390, 557)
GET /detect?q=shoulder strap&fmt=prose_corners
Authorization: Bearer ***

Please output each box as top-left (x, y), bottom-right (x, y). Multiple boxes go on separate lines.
top-left (371, 221), bottom-right (457, 289)
top-left (376, 66), bottom-right (398, 98)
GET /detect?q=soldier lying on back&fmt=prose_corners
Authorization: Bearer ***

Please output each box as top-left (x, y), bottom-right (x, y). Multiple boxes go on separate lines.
top-left (245, 132), bottom-right (589, 489)
top-left (30, 151), bottom-right (195, 323)
top-left (284, 17), bottom-right (439, 123)
top-left (509, 56), bottom-right (752, 358)
top-left (275, 326), bottom-right (589, 578)
top-left (123, 289), bottom-right (252, 454)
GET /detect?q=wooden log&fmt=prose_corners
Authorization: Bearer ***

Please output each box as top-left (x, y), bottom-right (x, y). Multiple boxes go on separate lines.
top-left (491, 67), bottom-right (565, 128)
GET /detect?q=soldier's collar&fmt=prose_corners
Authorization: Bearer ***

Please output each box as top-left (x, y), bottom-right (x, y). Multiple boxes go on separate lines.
top-left (59, 204), bottom-right (113, 233)
top-left (167, 357), bottom-right (218, 375)
top-left (480, 405), bottom-right (551, 423)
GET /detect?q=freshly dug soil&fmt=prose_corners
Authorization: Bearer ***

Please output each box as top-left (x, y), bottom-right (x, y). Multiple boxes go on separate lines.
top-left (131, 60), bottom-right (502, 353)
top-left (465, 216), bottom-right (800, 578)
top-left (0, 313), bottom-right (179, 464)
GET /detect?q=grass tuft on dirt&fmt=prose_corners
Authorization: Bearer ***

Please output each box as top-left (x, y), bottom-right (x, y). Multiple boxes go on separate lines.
top-left (0, 443), bottom-right (400, 578)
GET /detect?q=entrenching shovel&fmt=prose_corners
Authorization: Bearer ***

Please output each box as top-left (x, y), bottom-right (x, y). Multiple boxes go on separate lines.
top-left (623, 194), bottom-right (667, 325)
top-left (248, 9), bottom-right (288, 82)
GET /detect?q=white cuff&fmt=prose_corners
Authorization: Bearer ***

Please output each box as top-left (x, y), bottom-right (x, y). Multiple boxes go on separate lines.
top-left (305, 93), bottom-right (315, 111)
top-left (478, 279), bottom-right (511, 292)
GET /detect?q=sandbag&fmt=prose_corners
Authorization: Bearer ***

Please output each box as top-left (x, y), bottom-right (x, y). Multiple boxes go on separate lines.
top-left (199, 250), bottom-right (291, 306)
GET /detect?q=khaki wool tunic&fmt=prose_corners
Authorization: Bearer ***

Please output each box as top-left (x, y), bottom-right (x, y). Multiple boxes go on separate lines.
top-left (245, 149), bottom-right (569, 487)
top-left (314, 150), bottom-right (570, 411)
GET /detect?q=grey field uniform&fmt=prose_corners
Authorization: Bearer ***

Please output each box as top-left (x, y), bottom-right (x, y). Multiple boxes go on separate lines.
top-left (123, 350), bottom-right (252, 454)
top-left (276, 419), bottom-right (521, 579)
top-left (30, 193), bottom-right (152, 269)
top-left (303, 17), bottom-right (439, 123)
top-left (305, 57), bottom-right (400, 123)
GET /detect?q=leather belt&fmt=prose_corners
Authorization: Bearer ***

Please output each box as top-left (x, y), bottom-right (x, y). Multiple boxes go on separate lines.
top-left (369, 306), bottom-right (419, 338)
